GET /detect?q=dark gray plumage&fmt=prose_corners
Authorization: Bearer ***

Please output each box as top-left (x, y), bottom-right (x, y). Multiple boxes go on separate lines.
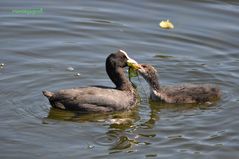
top-left (43, 50), bottom-right (138, 112)
top-left (138, 64), bottom-right (221, 104)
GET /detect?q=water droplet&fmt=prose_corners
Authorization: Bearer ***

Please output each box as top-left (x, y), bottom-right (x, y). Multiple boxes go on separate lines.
top-left (87, 145), bottom-right (95, 149)
top-left (0, 63), bottom-right (4, 66)
top-left (75, 73), bottom-right (81, 76)
top-left (66, 67), bottom-right (74, 71)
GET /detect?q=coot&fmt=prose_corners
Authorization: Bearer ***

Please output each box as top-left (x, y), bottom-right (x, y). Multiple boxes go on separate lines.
top-left (137, 64), bottom-right (221, 104)
top-left (43, 50), bottom-right (139, 112)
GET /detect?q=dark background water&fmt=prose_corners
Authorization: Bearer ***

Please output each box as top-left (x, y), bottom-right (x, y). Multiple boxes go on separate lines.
top-left (1, 0), bottom-right (239, 158)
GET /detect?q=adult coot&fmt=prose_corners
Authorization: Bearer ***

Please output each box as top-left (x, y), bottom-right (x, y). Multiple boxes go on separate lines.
top-left (43, 50), bottom-right (139, 112)
top-left (137, 64), bottom-right (221, 104)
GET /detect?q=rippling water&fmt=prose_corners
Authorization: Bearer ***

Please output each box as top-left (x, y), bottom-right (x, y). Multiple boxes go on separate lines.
top-left (1, 0), bottom-right (239, 158)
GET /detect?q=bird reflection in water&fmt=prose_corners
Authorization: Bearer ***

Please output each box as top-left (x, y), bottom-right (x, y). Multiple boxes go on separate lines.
top-left (43, 92), bottom-right (218, 154)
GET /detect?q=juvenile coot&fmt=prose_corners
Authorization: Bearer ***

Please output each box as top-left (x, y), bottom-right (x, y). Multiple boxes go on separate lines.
top-left (137, 64), bottom-right (221, 104)
top-left (43, 50), bottom-right (139, 112)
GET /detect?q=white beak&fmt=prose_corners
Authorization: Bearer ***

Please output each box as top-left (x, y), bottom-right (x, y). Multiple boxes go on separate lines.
top-left (119, 49), bottom-right (138, 64)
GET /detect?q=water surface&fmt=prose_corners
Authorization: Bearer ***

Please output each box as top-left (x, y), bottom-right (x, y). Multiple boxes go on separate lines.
top-left (1, 0), bottom-right (239, 158)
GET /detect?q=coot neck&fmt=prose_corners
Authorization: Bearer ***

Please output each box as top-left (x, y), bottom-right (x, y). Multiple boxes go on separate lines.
top-left (149, 74), bottom-right (161, 99)
top-left (150, 81), bottom-right (161, 99)
top-left (152, 80), bottom-right (160, 92)
top-left (147, 73), bottom-right (161, 92)
top-left (106, 57), bottom-right (133, 91)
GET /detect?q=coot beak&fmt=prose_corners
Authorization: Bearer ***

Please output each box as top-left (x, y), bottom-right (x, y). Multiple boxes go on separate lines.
top-left (127, 59), bottom-right (141, 70)
top-left (118, 49), bottom-right (141, 70)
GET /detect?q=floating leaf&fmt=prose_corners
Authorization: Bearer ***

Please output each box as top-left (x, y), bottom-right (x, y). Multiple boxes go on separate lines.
top-left (127, 62), bottom-right (140, 70)
top-left (159, 20), bottom-right (174, 29)
top-left (128, 67), bottom-right (138, 80)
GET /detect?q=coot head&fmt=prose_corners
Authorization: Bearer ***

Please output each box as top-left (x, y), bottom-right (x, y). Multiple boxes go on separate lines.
top-left (138, 64), bottom-right (160, 91)
top-left (106, 50), bottom-right (137, 68)
top-left (106, 50), bottom-right (138, 90)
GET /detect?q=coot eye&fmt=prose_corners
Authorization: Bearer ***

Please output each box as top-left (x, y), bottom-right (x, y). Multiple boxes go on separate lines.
top-left (120, 55), bottom-right (126, 60)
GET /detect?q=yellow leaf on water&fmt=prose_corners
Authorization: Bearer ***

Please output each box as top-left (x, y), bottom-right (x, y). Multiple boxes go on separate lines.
top-left (159, 20), bottom-right (174, 29)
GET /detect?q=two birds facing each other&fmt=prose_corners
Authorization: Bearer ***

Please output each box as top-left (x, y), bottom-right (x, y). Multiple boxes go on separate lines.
top-left (43, 50), bottom-right (221, 113)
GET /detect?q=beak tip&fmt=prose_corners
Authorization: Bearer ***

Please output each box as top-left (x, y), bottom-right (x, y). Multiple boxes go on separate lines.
top-left (124, 53), bottom-right (140, 69)
top-left (127, 62), bottom-right (141, 70)
top-left (127, 58), bottom-right (138, 64)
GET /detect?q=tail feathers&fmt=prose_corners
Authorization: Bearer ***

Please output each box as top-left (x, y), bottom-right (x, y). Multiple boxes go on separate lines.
top-left (42, 90), bottom-right (54, 98)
